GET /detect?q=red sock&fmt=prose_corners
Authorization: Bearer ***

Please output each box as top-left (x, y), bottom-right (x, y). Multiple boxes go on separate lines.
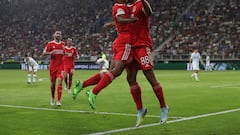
top-left (92, 72), bottom-right (115, 95)
top-left (130, 84), bottom-right (142, 110)
top-left (153, 83), bottom-right (166, 108)
top-left (57, 84), bottom-right (62, 101)
top-left (83, 73), bottom-right (102, 88)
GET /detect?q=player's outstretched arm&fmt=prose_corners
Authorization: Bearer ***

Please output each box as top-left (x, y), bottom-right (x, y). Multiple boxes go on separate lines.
top-left (104, 21), bottom-right (115, 28)
top-left (116, 15), bottom-right (138, 24)
top-left (141, 0), bottom-right (153, 16)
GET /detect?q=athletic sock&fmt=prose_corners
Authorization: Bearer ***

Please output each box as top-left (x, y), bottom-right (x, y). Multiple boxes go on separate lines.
top-left (28, 74), bottom-right (31, 82)
top-left (83, 73), bottom-right (102, 88)
top-left (130, 84), bottom-right (143, 110)
top-left (33, 74), bottom-right (36, 82)
top-left (92, 72), bottom-right (115, 95)
top-left (57, 84), bottom-right (62, 101)
top-left (153, 83), bottom-right (166, 108)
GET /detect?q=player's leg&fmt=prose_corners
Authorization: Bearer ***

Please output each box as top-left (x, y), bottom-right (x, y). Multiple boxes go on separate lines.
top-left (32, 66), bottom-right (38, 83)
top-left (92, 60), bottom-right (125, 95)
top-left (72, 71), bottom-right (104, 99)
top-left (126, 60), bottom-right (147, 127)
top-left (63, 67), bottom-right (69, 90)
top-left (192, 64), bottom-right (200, 81)
top-left (56, 70), bottom-right (64, 106)
top-left (87, 43), bottom-right (131, 110)
top-left (135, 46), bottom-right (169, 124)
top-left (27, 66), bottom-right (32, 84)
top-left (50, 71), bottom-right (57, 105)
top-left (67, 69), bottom-right (74, 93)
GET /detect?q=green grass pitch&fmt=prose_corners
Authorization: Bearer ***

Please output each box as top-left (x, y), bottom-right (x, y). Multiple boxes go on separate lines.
top-left (0, 69), bottom-right (240, 135)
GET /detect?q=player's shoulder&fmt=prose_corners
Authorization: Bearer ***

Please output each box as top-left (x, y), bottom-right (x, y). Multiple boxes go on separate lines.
top-left (113, 3), bottom-right (126, 10)
top-left (48, 40), bottom-right (65, 45)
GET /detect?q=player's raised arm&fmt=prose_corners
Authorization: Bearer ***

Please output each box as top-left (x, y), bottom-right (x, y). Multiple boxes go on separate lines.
top-left (141, 0), bottom-right (153, 16)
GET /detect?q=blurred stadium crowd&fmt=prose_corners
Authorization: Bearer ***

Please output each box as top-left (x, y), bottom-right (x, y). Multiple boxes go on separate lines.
top-left (1, 0), bottom-right (240, 63)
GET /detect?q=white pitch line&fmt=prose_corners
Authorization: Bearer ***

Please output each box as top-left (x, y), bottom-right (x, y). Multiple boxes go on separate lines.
top-left (86, 108), bottom-right (240, 135)
top-left (0, 104), bottom-right (183, 119)
top-left (210, 84), bottom-right (240, 88)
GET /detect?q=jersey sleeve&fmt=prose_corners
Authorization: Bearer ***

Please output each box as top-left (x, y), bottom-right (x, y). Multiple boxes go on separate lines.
top-left (43, 43), bottom-right (52, 53)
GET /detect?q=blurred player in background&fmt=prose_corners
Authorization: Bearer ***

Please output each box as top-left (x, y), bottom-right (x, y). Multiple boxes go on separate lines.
top-left (96, 53), bottom-right (109, 73)
top-left (189, 49), bottom-right (204, 81)
top-left (24, 55), bottom-right (39, 84)
top-left (126, 0), bottom-right (168, 126)
top-left (72, 0), bottom-right (138, 110)
top-left (205, 53), bottom-right (212, 71)
top-left (41, 31), bottom-right (65, 107)
top-left (63, 38), bottom-right (79, 93)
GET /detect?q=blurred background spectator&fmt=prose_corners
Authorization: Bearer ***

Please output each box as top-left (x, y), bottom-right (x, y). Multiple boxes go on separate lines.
top-left (1, 0), bottom-right (240, 63)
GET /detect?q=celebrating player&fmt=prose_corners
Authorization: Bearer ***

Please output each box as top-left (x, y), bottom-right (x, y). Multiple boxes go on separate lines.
top-left (72, 0), bottom-right (138, 110)
top-left (24, 55), bottom-right (39, 84)
top-left (126, 0), bottom-right (169, 126)
top-left (41, 31), bottom-right (65, 107)
top-left (63, 38), bottom-right (79, 93)
top-left (189, 49), bottom-right (204, 81)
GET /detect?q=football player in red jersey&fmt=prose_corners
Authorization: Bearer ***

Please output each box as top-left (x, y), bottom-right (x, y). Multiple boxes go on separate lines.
top-left (63, 38), bottom-right (79, 93)
top-left (41, 31), bottom-right (65, 107)
top-left (72, 0), bottom-right (138, 110)
top-left (126, 0), bottom-right (169, 126)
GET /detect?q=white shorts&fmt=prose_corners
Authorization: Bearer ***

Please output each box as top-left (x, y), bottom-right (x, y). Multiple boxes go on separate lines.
top-left (192, 63), bottom-right (199, 70)
top-left (28, 66), bottom-right (38, 73)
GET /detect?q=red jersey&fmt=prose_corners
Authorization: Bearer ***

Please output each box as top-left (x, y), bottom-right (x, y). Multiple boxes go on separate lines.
top-left (44, 40), bottom-right (65, 72)
top-left (112, 3), bottom-right (131, 44)
top-left (128, 0), bottom-right (153, 47)
top-left (63, 46), bottom-right (78, 68)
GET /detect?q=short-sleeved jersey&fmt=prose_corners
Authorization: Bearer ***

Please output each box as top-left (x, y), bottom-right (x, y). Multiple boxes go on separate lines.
top-left (190, 52), bottom-right (201, 65)
top-left (44, 40), bottom-right (65, 72)
top-left (128, 0), bottom-right (153, 47)
top-left (112, 3), bottom-right (131, 44)
top-left (25, 57), bottom-right (39, 67)
top-left (63, 46), bottom-right (78, 68)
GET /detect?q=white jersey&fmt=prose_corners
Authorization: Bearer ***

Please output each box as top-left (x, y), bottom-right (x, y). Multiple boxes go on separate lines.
top-left (206, 55), bottom-right (210, 66)
top-left (25, 57), bottom-right (39, 67)
top-left (190, 52), bottom-right (201, 70)
top-left (96, 58), bottom-right (109, 73)
top-left (24, 57), bottom-right (39, 72)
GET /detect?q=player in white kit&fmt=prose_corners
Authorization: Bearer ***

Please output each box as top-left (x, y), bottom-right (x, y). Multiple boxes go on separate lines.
top-left (96, 55), bottom-right (109, 73)
top-left (24, 55), bottom-right (39, 84)
top-left (189, 49), bottom-right (204, 81)
top-left (205, 53), bottom-right (212, 71)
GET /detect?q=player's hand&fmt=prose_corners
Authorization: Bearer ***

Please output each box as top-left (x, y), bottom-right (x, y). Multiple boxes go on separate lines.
top-left (48, 51), bottom-right (55, 54)
top-left (104, 22), bottom-right (115, 28)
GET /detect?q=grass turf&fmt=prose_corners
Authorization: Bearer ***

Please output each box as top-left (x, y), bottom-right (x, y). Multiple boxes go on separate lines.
top-left (0, 70), bottom-right (239, 135)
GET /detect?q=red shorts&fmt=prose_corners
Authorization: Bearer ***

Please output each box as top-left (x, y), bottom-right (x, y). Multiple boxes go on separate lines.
top-left (50, 69), bottom-right (64, 82)
top-left (64, 66), bottom-right (74, 75)
top-left (112, 42), bottom-right (131, 61)
top-left (126, 46), bottom-right (154, 71)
